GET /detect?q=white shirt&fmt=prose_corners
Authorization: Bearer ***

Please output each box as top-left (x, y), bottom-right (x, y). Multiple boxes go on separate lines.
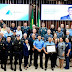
top-left (16, 30), bottom-right (22, 39)
top-left (26, 44), bottom-right (30, 50)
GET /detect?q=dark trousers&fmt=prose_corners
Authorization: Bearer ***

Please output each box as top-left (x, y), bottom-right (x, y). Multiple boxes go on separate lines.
top-left (34, 49), bottom-right (43, 67)
top-left (45, 53), bottom-right (56, 68)
top-left (7, 52), bottom-right (13, 68)
top-left (14, 52), bottom-right (22, 70)
top-left (24, 56), bottom-right (28, 67)
top-left (29, 50), bottom-right (33, 64)
top-left (65, 56), bottom-right (69, 68)
top-left (1, 51), bottom-right (7, 69)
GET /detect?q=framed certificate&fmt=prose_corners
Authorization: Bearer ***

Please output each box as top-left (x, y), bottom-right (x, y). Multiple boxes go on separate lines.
top-left (46, 45), bottom-right (56, 53)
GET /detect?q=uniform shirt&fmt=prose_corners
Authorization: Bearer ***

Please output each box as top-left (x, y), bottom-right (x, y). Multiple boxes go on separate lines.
top-left (44, 33), bottom-right (53, 42)
top-left (10, 27), bottom-right (17, 31)
top-left (13, 39), bottom-right (23, 52)
top-left (30, 33), bottom-right (38, 39)
top-left (4, 41), bottom-right (13, 53)
top-left (33, 39), bottom-right (44, 49)
top-left (43, 41), bottom-right (55, 48)
top-left (16, 30), bottom-right (22, 39)
top-left (65, 42), bottom-right (71, 55)
top-left (39, 27), bottom-right (47, 37)
top-left (69, 29), bottom-right (72, 36)
top-left (21, 26), bottom-right (30, 34)
top-left (4, 32), bottom-right (13, 38)
top-left (56, 31), bottom-right (64, 38)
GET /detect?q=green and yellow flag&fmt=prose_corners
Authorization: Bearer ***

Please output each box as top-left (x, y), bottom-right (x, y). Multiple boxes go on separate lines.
top-left (37, 9), bottom-right (40, 27)
top-left (30, 8), bottom-right (34, 29)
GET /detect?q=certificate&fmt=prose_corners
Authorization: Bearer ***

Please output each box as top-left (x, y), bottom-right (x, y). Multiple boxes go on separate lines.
top-left (46, 45), bottom-right (56, 53)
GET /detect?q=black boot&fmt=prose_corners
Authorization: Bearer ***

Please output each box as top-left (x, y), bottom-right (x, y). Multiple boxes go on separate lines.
top-left (11, 64), bottom-right (13, 70)
top-left (4, 64), bottom-right (6, 71)
top-left (19, 64), bottom-right (22, 71)
top-left (14, 64), bottom-right (16, 71)
top-left (1, 64), bottom-right (4, 69)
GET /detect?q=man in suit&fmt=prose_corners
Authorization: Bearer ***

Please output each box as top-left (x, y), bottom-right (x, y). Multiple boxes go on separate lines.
top-left (60, 7), bottom-right (72, 20)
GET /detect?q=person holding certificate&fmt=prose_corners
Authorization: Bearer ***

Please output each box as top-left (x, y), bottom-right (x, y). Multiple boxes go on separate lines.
top-left (58, 38), bottom-right (65, 69)
top-left (33, 35), bottom-right (44, 69)
top-left (43, 37), bottom-right (55, 71)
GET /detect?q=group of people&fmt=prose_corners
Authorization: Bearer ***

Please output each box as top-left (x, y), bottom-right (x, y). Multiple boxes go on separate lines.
top-left (0, 19), bottom-right (72, 71)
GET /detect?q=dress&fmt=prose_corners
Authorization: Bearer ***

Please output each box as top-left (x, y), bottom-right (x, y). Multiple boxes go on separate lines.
top-left (58, 42), bottom-right (65, 59)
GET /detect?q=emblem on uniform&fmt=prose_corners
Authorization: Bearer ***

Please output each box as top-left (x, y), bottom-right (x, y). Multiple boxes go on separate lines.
top-left (45, 29), bottom-right (46, 31)
top-left (3, 44), bottom-right (4, 46)
top-left (66, 44), bottom-right (68, 47)
top-left (19, 42), bottom-right (21, 44)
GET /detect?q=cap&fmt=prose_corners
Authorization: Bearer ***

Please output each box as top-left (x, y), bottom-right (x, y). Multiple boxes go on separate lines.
top-left (16, 34), bottom-right (20, 37)
top-left (13, 30), bottom-right (16, 32)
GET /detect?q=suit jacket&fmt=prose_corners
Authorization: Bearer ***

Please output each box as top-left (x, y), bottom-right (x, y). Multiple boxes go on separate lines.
top-left (23, 43), bottom-right (29, 56)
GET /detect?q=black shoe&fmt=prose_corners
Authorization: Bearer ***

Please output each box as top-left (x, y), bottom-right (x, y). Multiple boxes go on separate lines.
top-left (35, 67), bottom-right (38, 69)
top-left (11, 67), bottom-right (13, 70)
top-left (40, 67), bottom-right (43, 69)
top-left (51, 68), bottom-right (54, 71)
top-left (45, 68), bottom-right (47, 71)
top-left (14, 69), bottom-right (16, 71)
top-left (29, 64), bottom-right (32, 67)
top-left (20, 68), bottom-right (22, 71)
top-left (1, 65), bottom-right (4, 69)
top-left (4, 68), bottom-right (6, 71)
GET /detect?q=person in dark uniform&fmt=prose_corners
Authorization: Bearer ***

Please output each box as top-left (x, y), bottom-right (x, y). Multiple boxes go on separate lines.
top-left (0, 35), bottom-right (7, 71)
top-left (33, 35), bottom-right (44, 69)
top-left (23, 39), bottom-right (29, 70)
top-left (60, 7), bottom-right (72, 20)
top-left (21, 22), bottom-right (30, 36)
top-left (10, 23), bottom-right (17, 32)
top-left (64, 38), bottom-right (71, 69)
top-left (28, 34), bottom-right (36, 67)
top-left (4, 36), bottom-right (13, 70)
top-left (11, 30), bottom-right (16, 41)
top-left (39, 23), bottom-right (47, 38)
top-left (0, 35), bottom-right (5, 70)
top-left (43, 37), bottom-right (55, 71)
top-left (30, 29), bottom-right (38, 39)
top-left (13, 34), bottom-right (23, 71)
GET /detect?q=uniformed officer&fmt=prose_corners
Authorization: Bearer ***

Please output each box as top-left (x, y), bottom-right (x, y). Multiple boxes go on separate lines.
top-left (28, 34), bottom-right (36, 67)
top-left (0, 35), bottom-right (7, 71)
top-left (33, 35), bottom-right (44, 69)
top-left (64, 38), bottom-right (71, 69)
top-left (13, 34), bottom-right (23, 71)
top-left (0, 35), bottom-right (4, 69)
top-left (44, 29), bottom-right (53, 42)
top-left (43, 37), bottom-right (55, 71)
top-left (56, 27), bottom-right (64, 38)
top-left (30, 29), bottom-right (38, 39)
top-left (39, 23), bottom-right (47, 38)
top-left (21, 22), bottom-right (30, 36)
top-left (11, 30), bottom-right (16, 41)
top-left (4, 36), bottom-right (13, 70)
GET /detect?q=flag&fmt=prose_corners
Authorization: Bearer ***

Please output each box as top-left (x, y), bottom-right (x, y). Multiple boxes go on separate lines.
top-left (37, 9), bottom-right (40, 27)
top-left (30, 8), bottom-right (34, 29)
